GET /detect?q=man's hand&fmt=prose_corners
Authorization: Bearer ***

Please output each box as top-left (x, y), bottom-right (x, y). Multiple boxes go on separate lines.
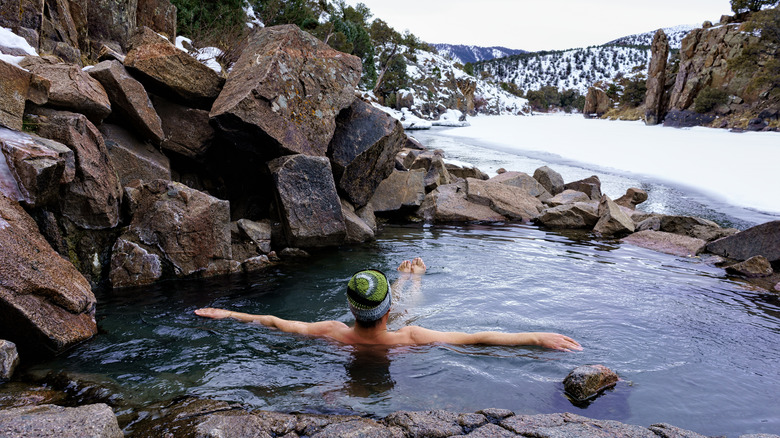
top-left (535, 333), bottom-right (583, 351)
top-left (194, 308), bottom-right (232, 319)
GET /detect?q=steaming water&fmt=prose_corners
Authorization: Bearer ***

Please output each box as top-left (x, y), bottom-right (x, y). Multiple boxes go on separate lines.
top-left (28, 122), bottom-right (780, 437)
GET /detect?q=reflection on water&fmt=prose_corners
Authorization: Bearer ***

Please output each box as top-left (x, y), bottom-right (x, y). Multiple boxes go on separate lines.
top-left (27, 223), bottom-right (780, 436)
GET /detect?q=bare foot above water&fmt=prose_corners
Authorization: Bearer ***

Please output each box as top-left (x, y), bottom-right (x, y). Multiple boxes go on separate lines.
top-left (398, 257), bottom-right (426, 274)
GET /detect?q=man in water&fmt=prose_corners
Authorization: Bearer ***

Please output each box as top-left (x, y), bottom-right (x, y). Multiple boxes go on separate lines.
top-left (195, 258), bottom-right (582, 351)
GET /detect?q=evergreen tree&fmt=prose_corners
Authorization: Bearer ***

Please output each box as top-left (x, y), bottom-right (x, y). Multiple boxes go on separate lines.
top-left (730, 0), bottom-right (779, 13)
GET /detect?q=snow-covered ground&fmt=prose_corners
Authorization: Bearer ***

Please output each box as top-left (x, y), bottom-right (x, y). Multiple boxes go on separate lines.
top-left (436, 114), bottom-right (780, 221)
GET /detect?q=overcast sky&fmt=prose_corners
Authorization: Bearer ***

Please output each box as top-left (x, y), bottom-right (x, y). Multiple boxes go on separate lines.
top-left (345, 0), bottom-right (735, 51)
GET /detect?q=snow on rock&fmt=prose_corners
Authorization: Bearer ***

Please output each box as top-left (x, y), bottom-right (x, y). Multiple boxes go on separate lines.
top-left (174, 35), bottom-right (223, 74)
top-left (432, 109), bottom-right (469, 127)
top-left (370, 101), bottom-right (432, 130)
top-left (607, 24), bottom-right (696, 50)
top-left (244, 4), bottom-right (265, 29)
top-left (0, 26), bottom-right (38, 68)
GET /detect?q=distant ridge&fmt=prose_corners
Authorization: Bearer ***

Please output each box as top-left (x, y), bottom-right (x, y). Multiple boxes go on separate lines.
top-left (606, 24), bottom-right (696, 50)
top-left (434, 43), bottom-right (528, 64)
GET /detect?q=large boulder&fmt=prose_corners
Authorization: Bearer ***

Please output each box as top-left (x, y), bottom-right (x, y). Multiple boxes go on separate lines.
top-left (424, 156), bottom-right (453, 193)
top-left (417, 182), bottom-right (507, 223)
top-left (88, 60), bottom-right (164, 145)
top-left (0, 126), bottom-right (74, 208)
top-left (19, 56), bottom-right (111, 124)
top-left (622, 230), bottom-right (707, 257)
top-left (27, 108), bottom-right (122, 229)
top-left (0, 340), bottom-right (19, 380)
top-left (0, 193), bottom-right (97, 356)
top-left (210, 24), bottom-right (362, 157)
top-left (446, 163), bottom-right (489, 181)
top-left (328, 98), bottom-right (405, 208)
top-left (645, 29), bottom-right (669, 125)
top-left (268, 154), bottom-right (346, 247)
top-left (490, 171), bottom-right (551, 200)
top-left (593, 195), bottom-right (635, 237)
top-left (706, 220), bottom-right (780, 262)
top-left (583, 86), bottom-right (611, 118)
top-left (533, 166), bottom-right (564, 195)
top-left (466, 178), bottom-right (544, 221)
top-left (341, 199), bottom-right (374, 244)
top-left (536, 202), bottom-right (599, 229)
top-left (370, 169), bottom-right (426, 213)
top-left (116, 180), bottom-right (234, 281)
top-left (0, 403), bottom-right (122, 438)
top-left (125, 26), bottom-right (225, 108)
top-left (99, 123), bottom-right (170, 187)
top-left (151, 94), bottom-right (215, 158)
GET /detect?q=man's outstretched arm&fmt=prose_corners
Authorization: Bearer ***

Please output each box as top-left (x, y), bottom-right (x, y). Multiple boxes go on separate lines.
top-left (405, 326), bottom-right (582, 351)
top-left (194, 308), bottom-right (346, 337)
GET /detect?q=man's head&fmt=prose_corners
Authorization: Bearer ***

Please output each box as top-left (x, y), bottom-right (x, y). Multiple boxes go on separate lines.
top-left (347, 269), bottom-right (391, 327)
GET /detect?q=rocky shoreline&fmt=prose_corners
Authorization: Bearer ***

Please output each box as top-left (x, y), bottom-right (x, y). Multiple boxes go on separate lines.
top-left (1, 3), bottom-right (780, 436)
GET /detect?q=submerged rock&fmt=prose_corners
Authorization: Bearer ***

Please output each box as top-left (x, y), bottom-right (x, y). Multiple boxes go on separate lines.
top-left (563, 364), bottom-right (619, 402)
top-left (725, 256), bottom-right (774, 278)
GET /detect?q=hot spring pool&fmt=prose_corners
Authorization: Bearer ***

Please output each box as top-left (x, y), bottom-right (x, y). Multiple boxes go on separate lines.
top-left (29, 223), bottom-right (780, 436)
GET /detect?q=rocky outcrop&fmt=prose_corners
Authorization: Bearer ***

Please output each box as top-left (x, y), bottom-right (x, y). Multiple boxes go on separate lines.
top-left (645, 29), bottom-right (669, 125)
top-left (583, 87), bottom-right (611, 118)
top-left (0, 403), bottom-right (122, 438)
top-left (19, 56), bottom-right (111, 124)
top-left (136, 0), bottom-right (176, 39)
top-left (210, 24), bottom-right (362, 157)
top-left (125, 27), bottom-right (225, 109)
top-left (87, 60), bottom-right (164, 145)
top-left (0, 340), bottom-right (19, 380)
top-left (268, 154), bottom-right (346, 248)
top-left (669, 24), bottom-right (758, 112)
top-left (0, 193), bottom-right (97, 356)
top-left (706, 220), bottom-right (780, 262)
top-left (26, 108), bottom-right (122, 229)
top-left (328, 98), bottom-right (405, 208)
top-left (0, 127), bottom-right (74, 209)
top-left (563, 364), bottom-right (619, 402)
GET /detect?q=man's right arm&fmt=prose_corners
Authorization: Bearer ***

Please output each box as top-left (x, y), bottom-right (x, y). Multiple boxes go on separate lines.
top-left (406, 326), bottom-right (582, 351)
top-left (194, 308), bottom-right (347, 337)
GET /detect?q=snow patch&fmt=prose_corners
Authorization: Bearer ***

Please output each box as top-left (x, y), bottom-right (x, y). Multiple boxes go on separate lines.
top-left (0, 26), bottom-right (37, 56)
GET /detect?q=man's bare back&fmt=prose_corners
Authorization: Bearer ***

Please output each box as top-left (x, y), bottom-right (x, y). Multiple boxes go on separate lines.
top-left (194, 258), bottom-right (582, 352)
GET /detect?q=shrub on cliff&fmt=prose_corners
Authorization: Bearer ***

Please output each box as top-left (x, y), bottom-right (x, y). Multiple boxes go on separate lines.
top-left (730, 0), bottom-right (779, 13)
top-left (694, 87), bottom-right (729, 113)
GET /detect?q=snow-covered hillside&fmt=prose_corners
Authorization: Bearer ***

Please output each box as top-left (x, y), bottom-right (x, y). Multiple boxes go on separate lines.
top-left (433, 44), bottom-right (527, 64)
top-left (398, 48), bottom-right (530, 118)
top-left (476, 45), bottom-right (651, 95)
top-left (606, 24), bottom-right (695, 50)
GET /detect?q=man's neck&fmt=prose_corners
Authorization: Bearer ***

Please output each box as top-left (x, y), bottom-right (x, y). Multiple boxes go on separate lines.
top-left (353, 322), bottom-right (388, 341)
